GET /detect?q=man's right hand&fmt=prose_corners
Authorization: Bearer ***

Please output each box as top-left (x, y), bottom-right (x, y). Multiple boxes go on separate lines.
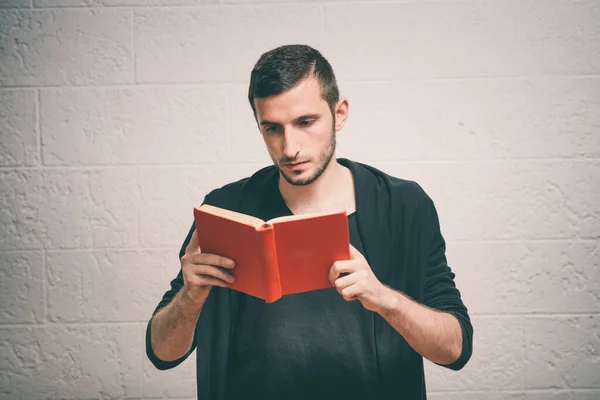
top-left (180, 230), bottom-right (236, 306)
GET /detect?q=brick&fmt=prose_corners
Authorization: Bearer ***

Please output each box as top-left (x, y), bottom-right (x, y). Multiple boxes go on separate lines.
top-left (425, 316), bottom-right (524, 391)
top-left (337, 78), bottom-right (600, 162)
top-left (0, 90), bottom-right (38, 166)
top-left (0, 168), bottom-right (137, 250)
top-left (521, 391), bottom-right (600, 400)
top-left (40, 86), bottom-right (228, 165)
top-left (229, 83), bottom-right (279, 164)
top-left (378, 160), bottom-right (600, 241)
top-left (35, 0), bottom-right (217, 6)
top-left (428, 393), bottom-right (523, 400)
top-left (322, 3), bottom-right (417, 81)
top-left (523, 316), bottom-right (600, 389)
top-left (518, 242), bottom-right (600, 313)
top-left (322, 1), bottom-right (600, 80)
top-left (47, 248), bottom-right (179, 322)
top-left (446, 241), bottom-right (600, 314)
top-left (224, 0), bottom-right (343, 3)
top-left (0, 9), bottom-right (132, 86)
top-left (0, 0), bottom-right (29, 8)
top-left (430, 393), bottom-right (600, 400)
top-left (43, 168), bottom-right (138, 249)
top-left (0, 373), bottom-right (8, 398)
top-left (0, 170), bottom-right (44, 250)
top-left (0, 324), bottom-right (141, 398)
top-left (0, 251), bottom-right (44, 324)
top-left (445, 241), bottom-right (527, 316)
top-left (228, 162), bottom-right (270, 180)
top-left (134, 5), bottom-right (321, 83)
top-left (138, 165), bottom-right (254, 247)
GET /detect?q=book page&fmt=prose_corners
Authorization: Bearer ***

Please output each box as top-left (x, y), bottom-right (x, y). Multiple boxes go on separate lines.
top-left (198, 204), bottom-right (266, 229)
top-left (267, 210), bottom-right (347, 225)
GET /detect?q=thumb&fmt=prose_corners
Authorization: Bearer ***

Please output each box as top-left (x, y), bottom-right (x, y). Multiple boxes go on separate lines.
top-left (349, 243), bottom-right (363, 260)
top-left (187, 229), bottom-right (201, 254)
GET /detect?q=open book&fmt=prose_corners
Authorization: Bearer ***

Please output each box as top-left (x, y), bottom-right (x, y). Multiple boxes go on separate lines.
top-left (193, 204), bottom-right (351, 303)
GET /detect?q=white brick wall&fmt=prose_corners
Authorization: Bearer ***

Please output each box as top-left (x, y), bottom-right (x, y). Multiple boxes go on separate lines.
top-left (0, 0), bottom-right (598, 399)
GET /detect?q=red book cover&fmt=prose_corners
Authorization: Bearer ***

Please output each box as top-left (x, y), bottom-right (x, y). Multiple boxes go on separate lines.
top-left (193, 205), bottom-right (350, 302)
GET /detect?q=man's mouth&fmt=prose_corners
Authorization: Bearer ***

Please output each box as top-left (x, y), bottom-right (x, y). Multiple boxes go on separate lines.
top-left (286, 161), bottom-right (306, 166)
top-left (284, 160), bottom-right (308, 169)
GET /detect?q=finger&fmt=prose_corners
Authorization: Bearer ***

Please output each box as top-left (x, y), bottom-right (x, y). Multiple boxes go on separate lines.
top-left (192, 263), bottom-right (236, 283)
top-left (328, 260), bottom-right (359, 284)
top-left (349, 244), bottom-right (364, 260)
top-left (196, 275), bottom-right (234, 289)
top-left (190, 253), bottom-right (235, 269)
top-left (333, 273), bottom-right (356, 291)
top-left (340, 285), bottom-right (359, 302)
top-left (186, 230), bottom-right (201, 254)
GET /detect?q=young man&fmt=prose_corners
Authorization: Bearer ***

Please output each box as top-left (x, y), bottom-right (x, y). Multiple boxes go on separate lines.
top-left (146, 44), bottom-right (473, 399)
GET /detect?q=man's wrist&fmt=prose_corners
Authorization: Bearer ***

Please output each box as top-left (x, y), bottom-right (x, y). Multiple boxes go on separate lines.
top-left (178, 287), bottom-right (205, 313)
top-left (374, 284), bottom-right (402, 316)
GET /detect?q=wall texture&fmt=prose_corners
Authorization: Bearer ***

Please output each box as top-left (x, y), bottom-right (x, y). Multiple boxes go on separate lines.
top-left (1, 0), bottom-right (599, 399)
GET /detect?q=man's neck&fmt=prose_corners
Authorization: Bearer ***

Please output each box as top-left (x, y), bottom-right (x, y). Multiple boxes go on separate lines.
top-left (278, 158), bottom-right (355, 215)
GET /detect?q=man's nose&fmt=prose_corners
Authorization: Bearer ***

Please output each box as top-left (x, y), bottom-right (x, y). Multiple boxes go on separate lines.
top-left (282, 130), bottom-right (299, 158)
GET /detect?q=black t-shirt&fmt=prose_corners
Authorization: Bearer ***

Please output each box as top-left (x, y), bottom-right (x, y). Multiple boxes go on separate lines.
top-left (225, 196), bottom-right (380, 399)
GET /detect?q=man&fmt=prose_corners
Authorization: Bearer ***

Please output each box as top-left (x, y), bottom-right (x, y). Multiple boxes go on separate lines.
top-left (146, 44), bottom-right (473, 399)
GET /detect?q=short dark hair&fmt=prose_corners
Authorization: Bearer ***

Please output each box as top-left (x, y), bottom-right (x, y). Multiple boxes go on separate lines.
top-left (248, 44), bottom-right (340, 119)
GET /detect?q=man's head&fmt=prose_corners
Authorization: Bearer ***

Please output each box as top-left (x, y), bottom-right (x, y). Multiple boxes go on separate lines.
top-left (248, 44), bottom-right (348, 186)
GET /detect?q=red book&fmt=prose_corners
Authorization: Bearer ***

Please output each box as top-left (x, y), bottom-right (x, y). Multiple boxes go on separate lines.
top-left (193, 204), bottom-right (351, 303)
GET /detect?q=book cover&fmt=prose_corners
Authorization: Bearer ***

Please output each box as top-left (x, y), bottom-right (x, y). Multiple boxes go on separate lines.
top-left (193, 204), bottom-right (351, 302)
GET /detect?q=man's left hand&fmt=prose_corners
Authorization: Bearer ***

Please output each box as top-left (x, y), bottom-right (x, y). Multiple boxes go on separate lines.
top-left (329, 244), bottom-right (391, 313)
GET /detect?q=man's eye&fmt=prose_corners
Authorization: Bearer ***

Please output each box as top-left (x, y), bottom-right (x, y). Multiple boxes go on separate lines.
top-left (299, 120), bottom-right (314, 126)
top-left (266, 126), bottom-right (278, 132)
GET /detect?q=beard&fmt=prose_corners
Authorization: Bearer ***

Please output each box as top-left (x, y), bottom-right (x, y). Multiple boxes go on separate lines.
top-left (275, 126), bottom-right (336, 187)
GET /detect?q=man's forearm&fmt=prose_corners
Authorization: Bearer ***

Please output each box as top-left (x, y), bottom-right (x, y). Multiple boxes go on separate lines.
top-left (150, 289), bottom-right (205, 362)
top-left (375, 286), bottom-right (463, 366)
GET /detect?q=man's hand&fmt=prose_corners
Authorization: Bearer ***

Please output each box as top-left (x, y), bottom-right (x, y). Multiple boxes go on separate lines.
top-left (180, 230), bottom-right (236, 307)
top-left (329, 244), bottom-right (391, 312)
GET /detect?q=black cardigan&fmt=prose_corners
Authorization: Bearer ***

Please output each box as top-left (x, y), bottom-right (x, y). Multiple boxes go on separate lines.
top-left (146, 158), bottom-right (474, 399)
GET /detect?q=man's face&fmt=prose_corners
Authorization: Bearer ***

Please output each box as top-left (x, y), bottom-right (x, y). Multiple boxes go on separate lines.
top-left (254, 75), bottom-right (337, 186)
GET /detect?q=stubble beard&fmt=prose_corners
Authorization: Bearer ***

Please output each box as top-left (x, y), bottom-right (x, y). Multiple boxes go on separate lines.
top-left (276, 127), bottom-right (336, 187)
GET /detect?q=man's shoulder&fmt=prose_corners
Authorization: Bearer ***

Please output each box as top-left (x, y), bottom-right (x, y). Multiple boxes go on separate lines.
top-left (387, 171), bottom-right (431, 205)
top-left (348, 159), bottom-right (431, 205)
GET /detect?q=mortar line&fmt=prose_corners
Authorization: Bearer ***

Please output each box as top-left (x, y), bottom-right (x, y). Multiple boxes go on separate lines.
top-left (6, 237), bottom-right (594, 252)
top-left (1, 241), bottom-right (598, 253)
top-left (521, 312), bottom-right (526, 389)
top-left (136, 166), bottom-right (141, 248)
top-left (429, 389), bottom-right (600, 394)
top-left (320, 3), bottom-right (324, 42)
top-left (0, 246), bottom-right (180, 253)
top-left (42, 248), bottom-right (47, 324)
top-left (446, 239), bottom-right (600, 244)
top-left (2, 74), bottom-right (600, 90)
top-left (471, 312), bottom-right (600, 318)
top-left (131, 7), bottom-right (136, 84)
top-left (18, 1), bottom-right (400, 11)
top-left (1, 157), bottom-right (599, 172)
top-left (1, 313), bottom-right (598, 329)
top-left (225, 84), bottom-right (231, 166)
top-left (0, 321), bottom-right (143, 328)
top-left (137, 321), bottom-right (143, 397)
top-left (36, 88), bottom-right (42, 165)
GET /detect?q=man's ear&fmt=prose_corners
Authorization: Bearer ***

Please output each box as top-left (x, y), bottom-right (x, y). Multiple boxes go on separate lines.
top-left (334, 98), bottom-right (350, 132)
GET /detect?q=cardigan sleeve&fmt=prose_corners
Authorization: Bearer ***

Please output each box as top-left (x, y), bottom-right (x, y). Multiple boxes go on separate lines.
top-left (145, 223), bottom-right (198, 370)
top-left (420, 192), bottom-right (474, 371)
top-left (145, 183), bottom-right (240, 372)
